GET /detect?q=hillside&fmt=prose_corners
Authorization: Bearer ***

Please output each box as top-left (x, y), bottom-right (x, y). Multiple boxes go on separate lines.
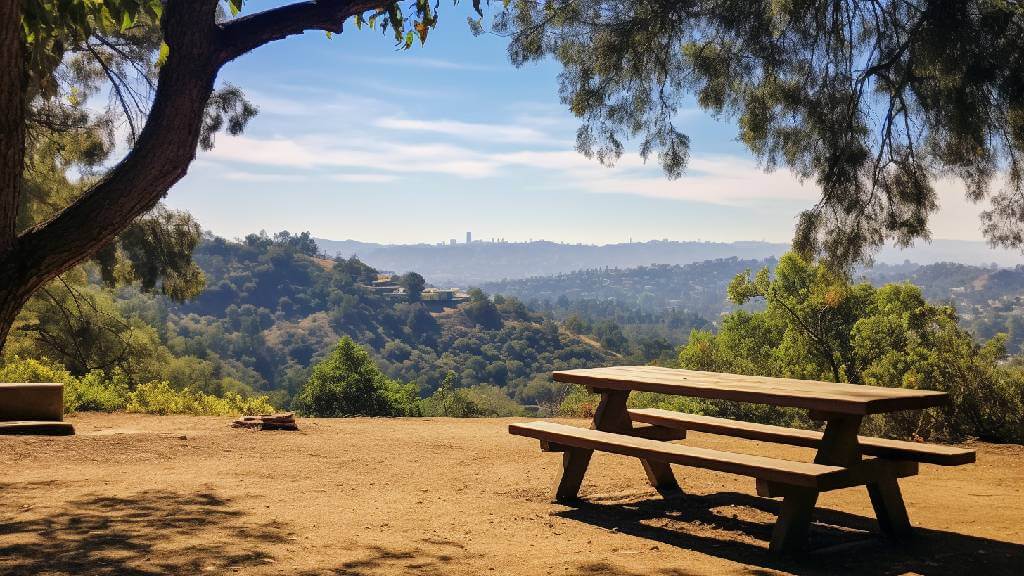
top-left (481, 258), bottom-right (771, 320)
top-left (154, 233), bottom-right (617, 406)
top-left (481, 258), bottom-right (1024, 353)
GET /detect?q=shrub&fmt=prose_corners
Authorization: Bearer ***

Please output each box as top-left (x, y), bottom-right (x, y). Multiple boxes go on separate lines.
top-left (293, 337), bottom-right (418, 417)
top-left (0, 356), bottom-right (127, 413)
top-left (421, 372), bottom-right (522, 417)
top-left (67, 370), bottom-right (128, 412)
top-left (125, 380), bottom-right (275, 416)
top-left (0, 356), bottom-right (274, 416)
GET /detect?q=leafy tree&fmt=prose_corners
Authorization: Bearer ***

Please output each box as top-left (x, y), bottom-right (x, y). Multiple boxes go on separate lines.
top-left (494, 1), bottom-right (1024, 266)
top-left (728, 253), bottom-right (873, 382)
top-left (460, 288), bottom-right (503, 330)
top-left (273, 231), bottom-right (320, 257)
top-left (399, 272), bottom-right (426, 302)
top-left (678, 252), bottom-right (1024, 442)
top-left (293, 336), bottom-right (417, 417)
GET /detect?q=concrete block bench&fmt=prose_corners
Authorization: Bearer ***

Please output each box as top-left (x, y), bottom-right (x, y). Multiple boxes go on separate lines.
top-left (0, 383), bottom-right (75, 435)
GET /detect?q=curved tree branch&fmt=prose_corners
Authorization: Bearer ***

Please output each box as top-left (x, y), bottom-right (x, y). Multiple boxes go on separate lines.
top-left (216, 0), bottom-right (392, 64)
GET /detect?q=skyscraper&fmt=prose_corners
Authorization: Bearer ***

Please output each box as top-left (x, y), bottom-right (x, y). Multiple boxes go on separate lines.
top-left (466, 231), bottom-right (472, 244)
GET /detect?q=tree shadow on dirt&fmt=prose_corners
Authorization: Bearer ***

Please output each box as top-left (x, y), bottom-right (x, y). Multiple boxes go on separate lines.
top-left (555, 491), bottom-right (1022, 576)
top-left (292, 544), bottom-right (470, 576)
top-left (0, 482), bottom-right (288, 576)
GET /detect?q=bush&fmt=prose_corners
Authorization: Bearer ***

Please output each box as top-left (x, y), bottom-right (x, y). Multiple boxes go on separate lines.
top-left (421, 372), bottom-right (523, 417)
top-left (0, 356), bottom-right (274, 416)
top-left (293, 337), bottom-right (418, 417)
top-left (0, 356), bottom-right (127, 413)
top-left (68, 370), bottom-right (129, 412)
top-left (125, 380), bottom-right (276, 416)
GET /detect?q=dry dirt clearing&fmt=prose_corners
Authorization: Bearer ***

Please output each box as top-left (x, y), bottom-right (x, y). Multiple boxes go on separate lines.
top-left (1, 414), bottom-right (1022, 576)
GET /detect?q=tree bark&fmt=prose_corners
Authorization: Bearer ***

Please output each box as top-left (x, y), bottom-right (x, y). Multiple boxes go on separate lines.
top-left (0, 0), bottom-right (25, 256)
top-left (0, 0), bottom-right (391, 351)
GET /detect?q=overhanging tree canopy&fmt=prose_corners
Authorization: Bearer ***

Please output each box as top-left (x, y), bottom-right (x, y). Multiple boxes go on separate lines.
top-left (496, 0), bottom-right (1024, 265)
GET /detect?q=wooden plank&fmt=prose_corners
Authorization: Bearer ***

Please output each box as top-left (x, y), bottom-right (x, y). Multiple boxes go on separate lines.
top-left (540, 425), bottom-right (684, 451)
top-left (553, 366), bottom-right (948, 414)
top-left (757, 459), bottom-right (918, 495)
top-left (590, 389), bottom-right (681, 497)
top-left (628, 408), bottom-right (975, 465)
top-left (509, 421), bottom-right (849, 489)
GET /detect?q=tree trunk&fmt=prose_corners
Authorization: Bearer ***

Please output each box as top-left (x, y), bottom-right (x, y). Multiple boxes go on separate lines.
top-left (0, 0), bottom-right (25, 255)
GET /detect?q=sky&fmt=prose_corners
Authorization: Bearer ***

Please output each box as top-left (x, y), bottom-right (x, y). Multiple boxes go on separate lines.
top-left (165, 1), bottom-right (991, 246)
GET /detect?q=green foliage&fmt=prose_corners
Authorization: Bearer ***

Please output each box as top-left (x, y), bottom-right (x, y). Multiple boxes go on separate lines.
top-left (399, 272), bottom-right (426, 302)
top-left (125, 380), bottom-right (275, 416)
top-left (68, 370), bottom-right (129, 412)
top-left (293, 337), bottom-right (419, 417)
top-left (0, 355), bottom-right (270, 415)
top-left (460, 288), bottom-right (502, 330)
top-left (420, 371), bottom-right (522, 417)
top-left (677, 252), bottom-right (1024, 442)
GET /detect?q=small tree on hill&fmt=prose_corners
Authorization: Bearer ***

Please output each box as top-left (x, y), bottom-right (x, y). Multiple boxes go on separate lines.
top-left (460, 289), bottom-right (502, 330)
top-left (293, 336), bottom-right (416, 417)
top-left (399, 272), bottom-right (426, 302)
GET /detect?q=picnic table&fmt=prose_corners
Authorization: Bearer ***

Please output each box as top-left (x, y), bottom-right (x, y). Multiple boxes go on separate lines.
top-left (509, 366), bottom-right (976, 555)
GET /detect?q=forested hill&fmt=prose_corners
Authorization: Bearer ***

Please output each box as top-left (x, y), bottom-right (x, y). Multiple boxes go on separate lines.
top-left (861, 262), bottom-right (1024, 345)
top-left (160, 233), bottom-right (617, 406)
top-left (481, 258), bottom-right (771, 321)
top-left (478, 257), bottom-right (1024, 353)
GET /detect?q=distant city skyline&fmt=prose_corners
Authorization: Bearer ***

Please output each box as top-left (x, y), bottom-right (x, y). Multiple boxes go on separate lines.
top-left (167, 1), bottom-right (994, 247)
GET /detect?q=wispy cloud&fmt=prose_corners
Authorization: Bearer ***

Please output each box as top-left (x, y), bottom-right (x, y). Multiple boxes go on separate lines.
top-left (375, 117), bottom-right (553, 144)
top-left (346, 54), bottom-right (496, 71)
top-left (206, 135), bottom-right (499, 178)
top-left (205, 131), bottom-right (815, 206)
top-left (331, 173), bottom-right (401, 183)
top-left (223, 171), bottom-right (307, 182)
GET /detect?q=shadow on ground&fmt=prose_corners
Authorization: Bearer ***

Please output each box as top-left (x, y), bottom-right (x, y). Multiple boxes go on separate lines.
top-left (555, 491), bottom-right (1023, 576)
top-left (0, 482), bottom-right (286, 575)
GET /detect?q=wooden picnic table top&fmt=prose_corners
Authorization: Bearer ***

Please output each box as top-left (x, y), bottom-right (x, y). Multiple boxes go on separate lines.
top-left (552, 366), bottom-right (948, 415)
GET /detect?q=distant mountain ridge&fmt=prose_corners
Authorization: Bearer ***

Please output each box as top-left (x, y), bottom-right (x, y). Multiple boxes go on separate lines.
top-left (315, 237), bottom-right (1024, 286)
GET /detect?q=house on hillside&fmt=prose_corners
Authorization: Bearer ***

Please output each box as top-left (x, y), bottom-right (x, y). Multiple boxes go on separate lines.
top-left (421, 288), bottom-right (470, 312)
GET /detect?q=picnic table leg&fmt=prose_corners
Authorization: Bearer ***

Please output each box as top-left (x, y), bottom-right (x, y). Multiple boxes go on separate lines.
top-left (549, 388), bottom-right (626, 502)
top-left (769, 414), bottom-right (863, 555)
top-left (867, 474), bottom-right (913, 539)
top-left (554, 447), bottom-right (593, 502)
top-left (592, 389), bottom-right (682, 497)
top-left (550, 388), bottom-right (681, 501)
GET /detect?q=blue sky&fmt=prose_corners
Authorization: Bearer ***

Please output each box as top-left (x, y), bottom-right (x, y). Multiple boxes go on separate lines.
top-left (166, 1), bottom-right (987, 245)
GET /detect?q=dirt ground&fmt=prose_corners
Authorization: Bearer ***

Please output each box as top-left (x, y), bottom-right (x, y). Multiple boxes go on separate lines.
top-left (1, 414), bottom-right (1021, 576)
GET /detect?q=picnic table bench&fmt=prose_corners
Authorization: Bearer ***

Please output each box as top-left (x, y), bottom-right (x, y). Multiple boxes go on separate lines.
top-left (509, 366), bottom-right (976, 555)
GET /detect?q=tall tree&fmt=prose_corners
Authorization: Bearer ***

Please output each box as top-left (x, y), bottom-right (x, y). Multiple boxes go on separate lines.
top-left (0, 0), bottom-right (448, 350)
top-left (495, 1), bottom-right (1024, 266)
